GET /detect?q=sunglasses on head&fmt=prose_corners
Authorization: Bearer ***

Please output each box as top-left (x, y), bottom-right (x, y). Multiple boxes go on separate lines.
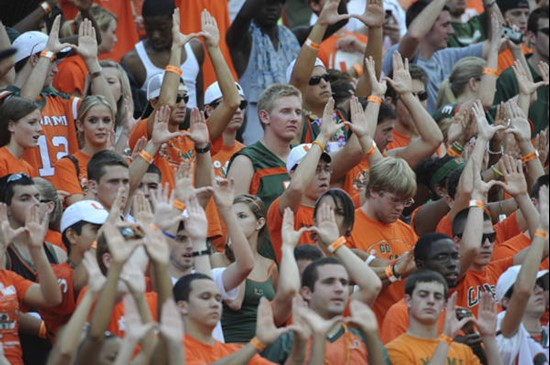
top-left (176, 94), bottom-right (189, 104)
top-left (413, 90), bottom-right (428, 101)
top-left (539, 28), bottom-right (549, 35)
top-left (7, 173), bottom-right (30, 183)
top-left (455, 232), bottom-right (496, 242)
top-left (309, 74), bottom-right (331, 86)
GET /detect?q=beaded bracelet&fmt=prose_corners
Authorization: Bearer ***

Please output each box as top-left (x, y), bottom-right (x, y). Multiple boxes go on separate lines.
top-left (521, 150), bottom-right (539, 163)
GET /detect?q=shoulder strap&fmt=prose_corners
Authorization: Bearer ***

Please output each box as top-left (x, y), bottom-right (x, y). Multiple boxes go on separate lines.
top-left (62, 154), bottom-right (80, 178)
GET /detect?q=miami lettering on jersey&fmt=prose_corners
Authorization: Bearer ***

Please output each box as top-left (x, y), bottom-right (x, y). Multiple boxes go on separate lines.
top-left (467, 283), bottom-right (496, 307)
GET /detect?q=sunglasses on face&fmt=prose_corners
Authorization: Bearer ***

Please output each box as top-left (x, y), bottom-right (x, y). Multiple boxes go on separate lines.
top-left (455, 232), bottom-right (496, 242)
top-left (539, 28), bottom-right (549, 35)
top-left (176, 94), bottom-right (189, 104)
top-left (412, 90), bottom-right (429, 101)
top-left (309, 74), bottom-right (331, 86)
top-left (210, 100), bottom-right (248, 110)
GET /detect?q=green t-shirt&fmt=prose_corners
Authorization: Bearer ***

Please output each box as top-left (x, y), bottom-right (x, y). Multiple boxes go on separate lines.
top-left (448, 13), bottom-right (488, 48)
top-left (494, 57), bottom-right (549, 135)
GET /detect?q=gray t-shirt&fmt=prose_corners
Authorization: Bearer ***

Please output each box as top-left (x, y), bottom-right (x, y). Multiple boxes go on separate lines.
top-left (382, 43), bottom-right (484, 113)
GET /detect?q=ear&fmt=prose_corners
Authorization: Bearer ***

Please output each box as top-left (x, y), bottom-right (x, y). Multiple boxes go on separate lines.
top-left (415, 259), bottom-right (424, 269)
top-left (405, 294), bottom-right (412, 308)
top-left (29, 54), bottom-right (39, 67)
top-left (434, 185), bottom-right (447, 198)
top-left (87, 180), bottom-right (98, 196)
top-left (76, 119), bottom-right (83, 133)
top-left (150, 99), bottom-right (158, 109)
top-left (7, 120), bottom-right (15, 134)
top-left (385, 96), bottom-right (394, 105)
top-left (468, 77), bottom-right (478, 92)
top-left (45, 201), bottom-right (55, 215)
top-left (443, 194), bottom-right (453, 208)
top-left (258, 109), bottom-right (270, 126)
top-left (256, 216), bottom-right (266, 231)
top-left (177, 299), bottom-right (189, 316)
top-left (102, 252), bottom-right (112, 270)
top-left (300, 286), bottom-right (312, 302)
top-left (309, 0), bottom-right (322, 13)
top-left (65, 227), bottom-right (79, 245)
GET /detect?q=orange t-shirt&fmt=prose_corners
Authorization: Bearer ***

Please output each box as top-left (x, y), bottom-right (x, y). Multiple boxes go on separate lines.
top-left (175, 0), bottom-right (237, 89)
top-left (386, 333), bottom-right (481, 365)
top-left (53, 55), bottom-right (87, 96)
top-left (129, 119), bottom-right (222, 240)
top-left (212, 141), bottom-right (245, 178)
top-left (0, 270), bottom-right (34, 365)
top-left (386, 129), bottom-right (411, 151)
top-left (184, 334), bottom-right (275, 364)
top-left (38, 262), bottom-right (76, 343)
top-left (59, 0), bottom-right (140, 62)
top-left (497, 44), bottom-right (531, 75)
top-left (22, 93), bottom-right (81, 179)
top-left (52, 150), bottom-right (91, 196)
top-left (347, 207), bottom-right (418, 324)
top-left (0, 147), bottom-right (36, 177)
top-left (493, 232), bottom-right (549, 270)
top-left (381, 298), bottom-right (446, 344)
top-left (317, 31), bottom-right (368, 74)
top-left (267, 197), bottom-right (315, 265)
top-left (454, 256), bottom-right (514, 317)
top-left (45, 230), bottom-right (64, 251)
top-left (342, 158), bottom-right (369, 197)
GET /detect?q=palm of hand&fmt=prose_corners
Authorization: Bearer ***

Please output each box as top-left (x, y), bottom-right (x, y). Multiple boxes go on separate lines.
top-left (392, 71), bottom-right (412, 94)
top-left (189, 124), bottom-right (209, 145)
top-left (153, 205), bottom-right (179, 231)
top-left (147, 237), bottom-right (170, 263)
top-left (77, 36), bottom-right (97, 59)
top-left (504, 175), bottom-right (526, 196)
top-left (202, 25), bottom-right (219, 47)
top-left (26, 223), bottom-right (45, 248)
top-left (186, 213), bottom-right (207, 239)
top-left (362, 5), bottom-right (385, 27)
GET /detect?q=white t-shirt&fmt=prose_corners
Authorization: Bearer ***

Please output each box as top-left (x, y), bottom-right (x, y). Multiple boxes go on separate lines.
top-left (171, 268), bottom-right (239, 343)
top-left (495, 311), bottom-right (549, 365)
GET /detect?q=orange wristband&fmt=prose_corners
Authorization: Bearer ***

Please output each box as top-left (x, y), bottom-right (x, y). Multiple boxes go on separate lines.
top-left (535, 229), bottom-right (548, 239)
top-left (250, 337), bottom-right (267, 352)
top-left (305, 38), bottom-right (320, 50)
top-left (139, 150), bottom-right (154, 164)
top-left (366, 141), bottom-right (377, 157)
top-left (482, 67), bottom-right (499, 77)
top-left (90, 241), bottom-right (97, 250)
top-left (150, 223), bottom-right (160, 231)
top-left (165, 65), bottom-right (183, 76)
top-left (39, 50), bottom-right (55, 62)
top-left (173, 199), bottom-right (185, 211)
top-left (328, 236), bottom-right (346, 253)
top-left (469, 199), bottom-right (485, 209)
top-left (40, 1), bottom-right (51, 14)
top-left (385, 264), bottom-right (399, 282)
top-left (312, 139), bottom-right (325, 151)
top-left (521, 151), bottom-right (539, 163)
top-left (439, 334), bottom-right (453, 344)
top-left (367, 95), bottom-right (382, 105)
top-left (38, 321), bottom-right (47, 339)
top-left (447, 147), bottom-right (461, 157)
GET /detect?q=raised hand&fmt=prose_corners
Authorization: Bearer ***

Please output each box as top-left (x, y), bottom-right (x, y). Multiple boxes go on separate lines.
top-left (538, 185), bottom-right (549, 231)
top-left (471, 99), bottom-right (506, 141)
top-left (365, 56), bottom-right (386, 97)
top-left (45, 15), bottom-right (73, 54)
top-left (309, 203), bottom-right (340, 247)
top-left (512, 60), bottom-right (547, 96)
top-left (183, 108), bottom-right (210, 146)
top-left (534, 130), bottom-right (548, 165)
top-left (351, 0), bottom-right (385, 28)
top-left (183, 194), bottom-right (208, 243)
top-left (130, 136), bottom-right (148, 161)
top-left (289, 296), bottom-right (312, 341)
top-left (152, 105), bottom-right (182, 146)
top-left (159, 299), bottom-right (184, 341)
top-left (172, 8), bottom-right (202, 48)
top-left (211, 177), bottom-right (235, 210)
top-left (120, 261), bottom-right (146, 295)
top-left (122, 97), bottom-right (139, 135)
top-left (281, 208), bottom-right (310, 248)
top-left (385, 52), bottom-right (412, 96)
top-left (0, 203), bottom-right (26, 247)
top-left (24, 205), bottom-right (48, 250)
top-left (75, 18), bottom-right (98, 61)
top-left (201, 9), bottom-right (220, 48)
top-left (443, 292), bottom-right (475, 338)
top-left (474, 292), bottom-right (497, 337)
top-left (133, 191), bottom-right (154, 226)
top-left (317, 0), bottom-right (350, 26)
top-left (82, 251), bottom-right (105, 293)
top-left (255, 297), bottom-right (291, 345)
top-left (319, 98), bottom-right (345, 142)
top-left (500, 155), bottom-right (528, 197)
top-left (504, 100), bottom-right (531, 142)
top-left (143, 223), bottom-right (170, 264)
top-left (122, 294), bottom-right (153, 342)
top-left (345, 96), bottom-right (370, 138)
top-left (346, 300), bottom-right (378, 334)
top-left (101, 221), bottom-right (138, 265)
top-left (106, 187), bottom-right (125, 224)
top-left (150, 183), bottom-right (182, 232)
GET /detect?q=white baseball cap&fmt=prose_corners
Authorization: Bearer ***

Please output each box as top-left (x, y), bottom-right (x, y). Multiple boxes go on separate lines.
top-left (286, 143), bottom-right (332, 173)
top-left (495, 265), bottom-right (548, 303)
top-left (204, 81), bottom-right (245, 105)
top-left (285, 57), bottom-right (326, 84)
top-left (13, 31), bottom-right (71, 64)
top-left (146, 72), bottom-right (188, 101)
top-left (60, 200), bottom-right (109, 233)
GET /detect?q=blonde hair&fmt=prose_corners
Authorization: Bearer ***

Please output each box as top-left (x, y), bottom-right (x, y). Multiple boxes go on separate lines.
top-left (61, 5), bottom-right (117, 37)
top-left (257, 84), bottom-right (301, 125)
top-left (436, 57), bottom-right (486, 109)
top-left (366, 157), bottom-right (417, 199)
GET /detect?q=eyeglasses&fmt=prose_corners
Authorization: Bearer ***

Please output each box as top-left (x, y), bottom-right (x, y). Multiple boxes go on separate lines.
top-left (210, 100), bottom-right (248, 110)
top-left (379, 191), bottom-right (415, 207)
top-left (455, 232), bottom-right (496, 243)
top-left (309, 74), bottom-right (331, 86)
top-left (539, 28), bottom-right (549, 35)
top-left (7, 173), bottom-right (30, 183)
top-left (412, 90), bottom-right (428, 101)
top-left (176, 94), bottom-right (189, 104)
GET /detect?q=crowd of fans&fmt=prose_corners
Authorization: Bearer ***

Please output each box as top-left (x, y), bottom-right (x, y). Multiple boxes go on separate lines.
top-left (0, 0), bottom-right (547, 363)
